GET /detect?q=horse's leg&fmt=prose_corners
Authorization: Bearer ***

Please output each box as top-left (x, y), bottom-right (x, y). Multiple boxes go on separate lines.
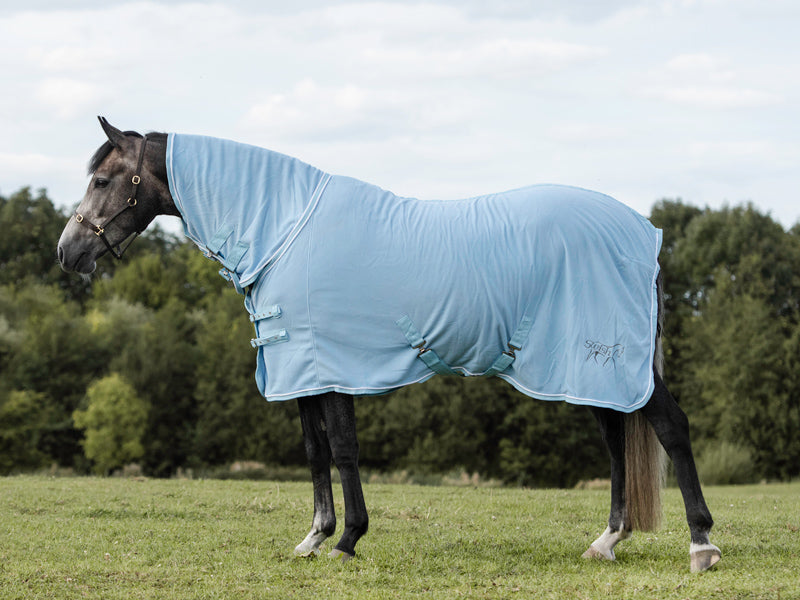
top-left (641, 373), bottom-right (721, 572)
top-left (583, 407), bottom-right (631, 560)
top-left (294, 395), bottom-right (337, 557)
top-left (320, 392), bottom-right (369, 560)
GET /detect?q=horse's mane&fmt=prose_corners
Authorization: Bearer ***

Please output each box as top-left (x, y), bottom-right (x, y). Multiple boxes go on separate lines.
top-left (87, 131), bottom-right (167, 175)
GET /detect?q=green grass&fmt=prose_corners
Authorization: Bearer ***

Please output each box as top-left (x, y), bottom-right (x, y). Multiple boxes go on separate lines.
top-left (1, 477), bottom-right (798, 599)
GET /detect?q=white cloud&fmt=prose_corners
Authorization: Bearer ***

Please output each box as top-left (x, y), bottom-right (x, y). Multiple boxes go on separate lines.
top-left (547, 122), bottom-right (624, 143)
top-left (645, 85), bottom-right (782, 109)
top-left (29, 45), bottom-right (112, 72)
top-left (0, 152), bottom-right (63, 172)
top-left (687, 140), bottom-right (796, 169)
top-left (244, 80), bottom-right (402, 141)
top-left (362, 37), bottom-right (605, 80)
top-left (242, 78), bottom-right (485, 143)
top-left (642, 51), bottom-right (784, 109)
top-left (0, 151), bottom-right (86, 204)
top-left (35, 77), bottom-right (110, 119)
top-left (664, 52), bottom-right (736, 83)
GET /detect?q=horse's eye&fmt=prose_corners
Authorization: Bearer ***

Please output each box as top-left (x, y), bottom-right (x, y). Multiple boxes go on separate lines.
top-left (94, 178), bottom-right (109, 188)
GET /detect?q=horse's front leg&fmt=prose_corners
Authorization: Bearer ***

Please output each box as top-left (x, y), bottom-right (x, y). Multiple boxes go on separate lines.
top-left (642, 373), bottom-right (721, 572)
top-left (321, 393), bottom-right (369, 560)
top-left (584, 407), bottom-right (631, 561)
top-left (295, 395), bottom-right (337, 557)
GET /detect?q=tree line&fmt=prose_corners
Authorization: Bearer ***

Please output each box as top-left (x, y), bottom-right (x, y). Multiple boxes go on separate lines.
top-left (1, 186), bottom-right (799, 486)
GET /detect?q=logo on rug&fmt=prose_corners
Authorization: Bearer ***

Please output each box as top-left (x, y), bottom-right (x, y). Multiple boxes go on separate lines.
top-left (585, 340), bottom-right (624, 367)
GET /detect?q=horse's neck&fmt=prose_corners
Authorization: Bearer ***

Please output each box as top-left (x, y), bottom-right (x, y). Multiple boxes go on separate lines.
top-left (148, 135), bottom-right (181, 218)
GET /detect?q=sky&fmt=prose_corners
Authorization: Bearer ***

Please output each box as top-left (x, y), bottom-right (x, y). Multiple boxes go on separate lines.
top-left (1, 0), bottom-right (798, 234)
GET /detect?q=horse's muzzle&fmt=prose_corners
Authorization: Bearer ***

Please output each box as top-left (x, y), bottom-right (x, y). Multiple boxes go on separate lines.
top-left (57, 238), bottom-right (97, 275)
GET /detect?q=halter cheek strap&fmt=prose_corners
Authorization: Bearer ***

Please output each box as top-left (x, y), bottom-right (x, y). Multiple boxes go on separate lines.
top-left (74, 135), bottom-right (149, 260)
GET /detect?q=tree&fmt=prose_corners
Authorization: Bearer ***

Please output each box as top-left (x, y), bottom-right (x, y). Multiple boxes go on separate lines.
top-left (654, 202), bottom-right (800, 481)
top-left (124, 299), bottom-right (200, 477)
top-left (0, 389), bottom-right (49, 474)
top-left (683, 272), bottom-right (800, 480)
top-left (193, 287), bottom-right (305, 467)
top-left (669, 203), bottom-right (799, 318)
top-left (92, 241), bottom-right (228, 310)
top-left (0, 283), bottom-right (104, 466)
top-left (497, 400), bottom-right (607, 487)
top-left (72, 373), bottom-right (149, 475)
top-left (0, 187), bottom-right (68, 285)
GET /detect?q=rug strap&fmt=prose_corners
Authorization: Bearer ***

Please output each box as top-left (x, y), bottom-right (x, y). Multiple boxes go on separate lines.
top-left (208, 224), bottom-right (250, 279)
top-left (207, 224), bottom-right (234, 254)
top-left (483, 315), bottom-right (534, 377)
top-left (249, 305), bottom-right (282, 321)
top-left (396, 314), bottom-right (534, 378)
top-left (250, 329), bottom-right (289, 348)
top-left (219, 268), bottom-right (245, 294)
top-left (395, 315), bottom-right (460, 377)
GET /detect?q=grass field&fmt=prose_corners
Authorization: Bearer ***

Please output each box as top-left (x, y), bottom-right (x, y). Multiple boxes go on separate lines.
top-left (0, 477), bottom-right (798, 599)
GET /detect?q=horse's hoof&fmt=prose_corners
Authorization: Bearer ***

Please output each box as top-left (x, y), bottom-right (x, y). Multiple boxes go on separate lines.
top-left (582, 545), bottom-right (615, 561)
top-left (294, 530), bottom-right (330, 557)
top-left (583, 526), bottom-right (628, 561)
top-left (328, 548), bottom-right (354, 562)
top-left (690, 543), bottom-right (721, 572)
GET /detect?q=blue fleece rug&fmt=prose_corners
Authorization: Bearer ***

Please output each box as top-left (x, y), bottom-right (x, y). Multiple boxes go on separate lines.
top-left (166, 134), bottom-right (662, 413)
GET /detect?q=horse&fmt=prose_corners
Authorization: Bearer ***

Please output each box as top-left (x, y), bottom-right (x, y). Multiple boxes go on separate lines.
top-left (57, 117), bottom-right (721, 572)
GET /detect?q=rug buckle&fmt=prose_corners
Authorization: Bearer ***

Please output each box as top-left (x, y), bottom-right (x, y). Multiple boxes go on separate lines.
top-left (504, 342), bottom-right (521, 359)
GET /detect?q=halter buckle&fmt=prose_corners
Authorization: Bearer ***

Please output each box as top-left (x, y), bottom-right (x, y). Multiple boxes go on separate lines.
top-left (93, 227), bottom-right (105, 237)
top-left (75, 214), bottom-right (84, 223)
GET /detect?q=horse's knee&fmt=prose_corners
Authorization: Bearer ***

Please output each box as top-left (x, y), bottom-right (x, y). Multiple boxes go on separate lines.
top-left (329, 438), bottom-right (359, 471)
top-left (304, 437), bottom-right (332, 469)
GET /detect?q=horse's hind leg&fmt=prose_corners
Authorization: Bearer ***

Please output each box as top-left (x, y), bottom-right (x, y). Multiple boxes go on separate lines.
top-left (321, 393), bottom-right (369, 560)
top-left (583, 407), bottom-right (631, 560)
top-left (295, 395), bottom-right (337, 557)
top-left (641, 373), bottom-right (721, 572)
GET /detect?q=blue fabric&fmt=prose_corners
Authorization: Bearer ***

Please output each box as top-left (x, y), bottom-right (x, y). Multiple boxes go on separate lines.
top-left (167, 133), bottom-right (663, 413)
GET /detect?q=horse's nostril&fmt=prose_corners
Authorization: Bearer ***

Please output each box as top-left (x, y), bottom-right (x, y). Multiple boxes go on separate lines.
top-left (57, 245), bottom-right (64, 264)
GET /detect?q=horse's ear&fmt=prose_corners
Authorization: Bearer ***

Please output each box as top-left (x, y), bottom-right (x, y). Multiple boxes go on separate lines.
top-left (98, 116), bottom-right (129, 149)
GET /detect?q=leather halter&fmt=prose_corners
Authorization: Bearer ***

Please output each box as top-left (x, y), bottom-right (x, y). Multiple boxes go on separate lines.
top-left (74, 135), bottom-right (149, 259)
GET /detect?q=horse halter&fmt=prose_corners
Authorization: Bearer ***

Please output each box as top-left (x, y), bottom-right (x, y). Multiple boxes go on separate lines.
top-left (74, 135), bottom-right (149, 259)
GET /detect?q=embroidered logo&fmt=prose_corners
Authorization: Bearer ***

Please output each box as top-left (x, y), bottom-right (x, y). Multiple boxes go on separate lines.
top-left (585, 340), bottom-right (624, 367)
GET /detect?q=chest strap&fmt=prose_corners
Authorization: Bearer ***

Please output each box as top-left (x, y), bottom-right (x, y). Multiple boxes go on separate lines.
top-left (396, 314), bottom-right (534, 377)
top-left (208, 224), bottom-right (250, 296)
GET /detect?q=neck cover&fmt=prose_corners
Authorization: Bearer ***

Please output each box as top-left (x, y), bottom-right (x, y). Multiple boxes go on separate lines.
top-left (167, 133), bottom-right (662, 412)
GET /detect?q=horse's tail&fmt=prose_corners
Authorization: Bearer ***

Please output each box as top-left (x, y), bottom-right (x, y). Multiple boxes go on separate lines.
top-left (624, 271), bottom-right (667, 532)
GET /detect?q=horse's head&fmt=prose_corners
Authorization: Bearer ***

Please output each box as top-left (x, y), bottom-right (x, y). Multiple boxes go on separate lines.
top-left (57, 117), bottom-right (174, 274)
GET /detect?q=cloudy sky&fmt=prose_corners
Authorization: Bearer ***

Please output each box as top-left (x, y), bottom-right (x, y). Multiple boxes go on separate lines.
top-left (1, 0), bottom-right (798, 233)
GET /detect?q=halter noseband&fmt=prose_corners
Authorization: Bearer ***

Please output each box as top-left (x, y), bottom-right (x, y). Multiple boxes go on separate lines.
top-left (74, 135), bottom-right (149, 260)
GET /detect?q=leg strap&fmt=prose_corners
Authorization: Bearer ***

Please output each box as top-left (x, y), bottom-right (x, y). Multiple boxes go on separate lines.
top-left (482, 315), bottom-right (534, 377)
top-left (396, 314), bottom-right (534, 377)
top-left (395, 315), bottom-right (460, 376)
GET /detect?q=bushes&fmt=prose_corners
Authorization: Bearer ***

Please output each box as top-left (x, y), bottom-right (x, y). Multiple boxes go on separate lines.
top-left (73, 374), bottom-right (149, 475)
top-left (696, 442), bottom-right (758, 486)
